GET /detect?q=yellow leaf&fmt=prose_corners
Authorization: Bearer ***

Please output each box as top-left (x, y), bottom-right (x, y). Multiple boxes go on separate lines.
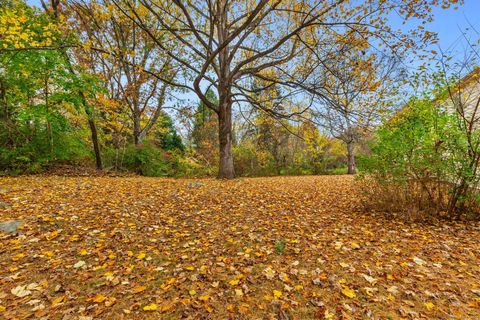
top-left (43, 251), bottom-right (54, 258)
top-left (189, 289), bottom-right (197, 296)
top-left (143, 303), bottom-right (158, 311)
top-left (90, 294), bottom-right (107, 303)
top-left (227, 304), bottom-right (234, 312)
top-left (0, 305), bottom-right (6, 312)
top-left (199, 295), bottom-right (209, 301)
top-left (51, 295), bottom-right (65, 306)
top-left (79, 249), bottom-right (88, 256)
top-left (133, 285), bottom-right (147, 293)
top-left (273, 290), bottom-right (282, 299)
top-left (341, 286), bottom-right (356, 298)
top-left (185, 266), bottom-right (195, 271)
top-left (424, 302), bottom-right (435, 310)
top-left (46, 230), bottom-right (60, 240)
top-left (136, 252), bottom-right (146, 259)
top-left (350, 241), bottom-right (361, 249)
top-left (229, 279), bottom-right (240, 286)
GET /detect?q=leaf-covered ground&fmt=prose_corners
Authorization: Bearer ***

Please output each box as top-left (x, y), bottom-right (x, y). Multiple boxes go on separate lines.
top-left (0, 175), bottom-right (479, 319)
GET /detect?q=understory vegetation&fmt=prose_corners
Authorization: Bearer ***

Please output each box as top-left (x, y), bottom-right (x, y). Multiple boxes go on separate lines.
top-left (360, 67), bottom-right (480, 219)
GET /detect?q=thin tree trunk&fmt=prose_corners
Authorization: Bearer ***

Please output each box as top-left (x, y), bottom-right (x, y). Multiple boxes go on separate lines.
top-left (347, 141), bottom-right (356, 174)
top-left (87, 118), bottom-right (102, 170)
top-left (218, 101), bottom-right (235, 179)
top-left (80, 91), bottom-right (103, 170)
top-left (59, 53), bottom-right (103, 169)
top-left (133, 111), bottom-right (142, 145)
top-left (44, 76), bottom-right (54, 156)
top-left (41, 0), bottom-right (102, 168)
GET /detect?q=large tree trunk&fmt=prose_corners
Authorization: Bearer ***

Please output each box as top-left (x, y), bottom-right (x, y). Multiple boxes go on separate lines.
top-left (346, 141), bottom-right (356, 174)
top-left (218, 101), bottom-right (235, 179)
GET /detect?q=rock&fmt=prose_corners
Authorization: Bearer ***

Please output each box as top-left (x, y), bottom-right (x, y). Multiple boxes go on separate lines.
top-left (187, 181), bottom-right (204, 188)
top-left (0, 220), bottom-right (23, 234)
top-left (73, 260), bottom-right (86, 269)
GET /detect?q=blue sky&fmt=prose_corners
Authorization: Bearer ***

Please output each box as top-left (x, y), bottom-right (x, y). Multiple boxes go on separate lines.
top-left (424, 0), bottom-right (480, 51)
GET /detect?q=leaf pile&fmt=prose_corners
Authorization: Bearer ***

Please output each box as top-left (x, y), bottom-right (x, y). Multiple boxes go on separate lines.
top-left (0, 176), bottom-right (479, 319)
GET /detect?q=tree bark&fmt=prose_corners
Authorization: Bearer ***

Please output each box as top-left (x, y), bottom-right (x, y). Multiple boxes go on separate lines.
top-left (81, 94), bottom-right (103, 170)
top-left (218, 101), bottom-right (235, 179)
top-left (87, 115), bottom-right (103, 170)
top-left (346, 141), bottom-right (356, 174)
top-left (133, 110), bottom-right (142, 145)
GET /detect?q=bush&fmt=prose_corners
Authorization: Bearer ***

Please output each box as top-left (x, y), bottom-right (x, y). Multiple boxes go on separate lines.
top-left (120, 143), bottom-right (177, 177)
top-left (360, 96), bottom-right (480, 219)
top-left (175, 156), bottom-right (216, 177)
top-left (0, 109), bottom-right (89, 174)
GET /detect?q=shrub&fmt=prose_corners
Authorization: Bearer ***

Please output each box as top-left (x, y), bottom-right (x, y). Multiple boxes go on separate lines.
top-left (0, 108), bottom-right (89, 174)
top-left (360, 96), bottom-right (480, 219)
top-left (120, 143), bottom-right (177, 177)
top-left (175, 155), bottom-right (216, 178)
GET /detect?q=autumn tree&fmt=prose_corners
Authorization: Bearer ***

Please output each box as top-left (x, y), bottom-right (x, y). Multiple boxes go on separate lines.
top-left (310, 50), bottom-right (398, 174)
top-left (0, 0), bottom-right (100, 170)
top-left (93, 0), bottom-right (461, 179)
top-left (37, 0), bottom-right (105, 170)
top-left (69, 0), bottom-right (177, 146)
top-left (92, 0), bottom-right (330, 178)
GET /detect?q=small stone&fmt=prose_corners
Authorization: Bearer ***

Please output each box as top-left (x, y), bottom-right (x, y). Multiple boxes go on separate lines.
top-left (413, 257), bottom-right (426, 266)
top-left (187, 182), bottom-right (204, 188)
top-left (0, 220), bottom-right (23, 234)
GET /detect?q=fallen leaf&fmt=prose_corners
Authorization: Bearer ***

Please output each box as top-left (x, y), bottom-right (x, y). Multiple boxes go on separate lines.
top-left (143, 303), bottom-right (158, 311)
top-left (341, 286), bottom-right (356, 298)
top-left (132, 285), bottom-right (147, 294)
top-left (273, 290), bottom-right (282, 299)
top-left (11, 285), bottom-right (31, 298)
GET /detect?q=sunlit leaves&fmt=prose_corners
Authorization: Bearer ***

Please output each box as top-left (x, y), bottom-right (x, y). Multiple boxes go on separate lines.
top-left (142, 303), bottom-right (158, 311)
top-left (0, 3), bottom-right (60, 50)
top-left (1, 175), bottom-right (479, 318)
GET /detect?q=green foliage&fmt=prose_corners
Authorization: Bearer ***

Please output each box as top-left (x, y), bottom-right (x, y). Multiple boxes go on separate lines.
top-left (361, 94), bottom-right (480, 218)
top-left (274, 239), bottom-right (286, 254)
top-left (0, 50), bottom-right (92, 172)
top-left (119, 143), bottom-right (177, 177)
top-left (0, 106), bottom-right (89, 173)
top-left (155, 111), bottom-right (184, 151)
